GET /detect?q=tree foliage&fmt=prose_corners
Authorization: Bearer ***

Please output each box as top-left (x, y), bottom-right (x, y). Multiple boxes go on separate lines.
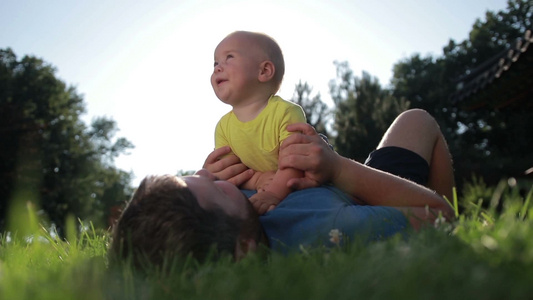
top-left (391, 0), bottom-right (532, 185)
top-left (0, 48), bottom-right (134, 233)
top-left (330, 61), bottom-right (409, 162)
top-left (290, 81), bottom-right (330, 136)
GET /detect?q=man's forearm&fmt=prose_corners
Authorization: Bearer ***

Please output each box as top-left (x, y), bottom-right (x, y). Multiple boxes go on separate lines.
top-left (333, 157), bottom-right (454, 219)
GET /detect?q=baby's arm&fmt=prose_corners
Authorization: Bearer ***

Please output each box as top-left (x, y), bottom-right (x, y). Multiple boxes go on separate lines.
top-left (249, 167), bottom-right (303, 215)
top-left (240, 170), bottom-right (275, 190)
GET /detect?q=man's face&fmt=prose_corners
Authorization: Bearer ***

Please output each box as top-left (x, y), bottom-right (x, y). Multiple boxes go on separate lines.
top-left (179, 169), bottom-right (255, 221)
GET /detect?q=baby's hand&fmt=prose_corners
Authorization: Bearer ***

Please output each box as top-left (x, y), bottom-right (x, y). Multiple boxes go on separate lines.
top-left (249, 191), bottom-right (282, 215)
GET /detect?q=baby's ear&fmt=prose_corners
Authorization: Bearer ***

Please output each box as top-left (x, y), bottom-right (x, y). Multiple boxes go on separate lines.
top-left (258, 61), bottom-right (275, 82)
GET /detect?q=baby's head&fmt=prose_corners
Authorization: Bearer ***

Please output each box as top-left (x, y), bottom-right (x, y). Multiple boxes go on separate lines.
top-left (240, 31), bottom-right (285, 90)
top-left (214, 31), bottom-right (285, 92)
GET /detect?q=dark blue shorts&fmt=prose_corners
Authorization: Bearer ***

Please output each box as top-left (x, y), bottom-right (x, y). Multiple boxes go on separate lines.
top-left (364, 146), bottom-right (429, 186)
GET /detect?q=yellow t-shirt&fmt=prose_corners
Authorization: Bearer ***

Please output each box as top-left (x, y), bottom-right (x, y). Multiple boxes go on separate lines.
top-left (215, 95), bottom-right (306, 172)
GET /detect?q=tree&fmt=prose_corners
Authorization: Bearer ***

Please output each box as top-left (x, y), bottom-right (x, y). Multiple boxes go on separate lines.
top-left (390, 0), bottom-right (532, 186)
top-left (391, 54), bottom-right (452, 129)
top-left (330, 61), bottom-right (409, 163)
top-left (291, 81), bottom-right (331, 136)
top-left (0, 48), bottom-right (134, 234)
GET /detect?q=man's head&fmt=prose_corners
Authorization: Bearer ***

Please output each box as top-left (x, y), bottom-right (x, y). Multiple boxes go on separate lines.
top-left (110, 172), bottom-right (265, 268)
top-left (211, 31), bottom-right (285, 105)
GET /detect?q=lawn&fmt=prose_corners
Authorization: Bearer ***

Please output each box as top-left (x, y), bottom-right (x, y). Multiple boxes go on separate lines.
top-left (1, 178), bottom-right (532, 300)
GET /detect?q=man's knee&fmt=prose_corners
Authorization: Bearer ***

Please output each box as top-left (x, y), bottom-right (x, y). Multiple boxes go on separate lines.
top-left (398, 108), bottom-right (433, 122)
top-left (396, 109), bottom-right (439, 133)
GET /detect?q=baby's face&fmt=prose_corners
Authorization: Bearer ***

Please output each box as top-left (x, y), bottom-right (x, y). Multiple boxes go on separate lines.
top-left (211, 33), bottom-right (266, 106)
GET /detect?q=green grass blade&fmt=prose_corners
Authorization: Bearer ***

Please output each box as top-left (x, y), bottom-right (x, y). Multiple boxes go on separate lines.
top-left (519, 186), bottom-right (532, 221)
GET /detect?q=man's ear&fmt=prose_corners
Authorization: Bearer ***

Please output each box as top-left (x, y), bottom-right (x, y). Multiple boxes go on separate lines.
top-left (258, 61), bottom-right (275, 83)
top-left (234, 237), bottom-right (257, 261)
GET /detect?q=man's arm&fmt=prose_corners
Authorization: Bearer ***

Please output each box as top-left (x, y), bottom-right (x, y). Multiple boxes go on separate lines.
top-left (279, 122), bottom-right (454, 228)
top-left (333, 156), bottom-right (453, 229)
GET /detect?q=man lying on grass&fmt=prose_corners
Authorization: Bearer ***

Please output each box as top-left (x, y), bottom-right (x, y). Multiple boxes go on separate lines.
top-left (110, 109), bottom-right (455, 267)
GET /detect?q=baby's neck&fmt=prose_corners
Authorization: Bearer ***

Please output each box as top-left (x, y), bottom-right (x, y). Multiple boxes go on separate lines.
top-left (232, 95), bottom-right (273, 122)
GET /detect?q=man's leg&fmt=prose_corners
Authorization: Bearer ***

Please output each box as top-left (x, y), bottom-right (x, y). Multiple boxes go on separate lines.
top-left (376, 109), bottom-right (455, 201)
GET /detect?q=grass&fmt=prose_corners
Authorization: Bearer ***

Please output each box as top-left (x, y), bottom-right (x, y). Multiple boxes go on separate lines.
top-left (1, 178), bottom-right (532, 300)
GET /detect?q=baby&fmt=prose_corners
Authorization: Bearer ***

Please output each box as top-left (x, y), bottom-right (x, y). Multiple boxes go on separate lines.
top-left (211, 31), bottom-right (306, 214)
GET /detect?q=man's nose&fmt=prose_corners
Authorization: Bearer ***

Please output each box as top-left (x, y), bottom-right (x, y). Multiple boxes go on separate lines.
top-left (194, 168), bottom-right (217, 180)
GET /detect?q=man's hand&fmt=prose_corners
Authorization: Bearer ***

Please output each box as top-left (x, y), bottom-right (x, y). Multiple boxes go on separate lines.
top-left (203, 146), bottom-right (254, 186)
top-left (279, 123), bottom-right (342, 190)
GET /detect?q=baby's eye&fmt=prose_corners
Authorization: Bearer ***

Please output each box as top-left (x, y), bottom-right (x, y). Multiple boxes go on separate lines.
top-left (226, 54), bottom-right (233, 60)
top-left (213, 61), bottom-right (218, 67)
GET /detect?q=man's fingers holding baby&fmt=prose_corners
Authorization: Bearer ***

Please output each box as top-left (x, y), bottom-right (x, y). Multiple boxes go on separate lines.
top-left (203, 146), bottom-right (253, 185)
top-left (286, 123), bottom-right (318, 136)
top-left (221, 167), bottom-right (252, 187)
top-left (203, 146), bottom-right (231, 166)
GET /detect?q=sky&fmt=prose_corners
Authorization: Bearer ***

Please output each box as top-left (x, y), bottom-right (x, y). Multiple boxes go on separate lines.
top-left (1, 0), bottom-right (509, 186)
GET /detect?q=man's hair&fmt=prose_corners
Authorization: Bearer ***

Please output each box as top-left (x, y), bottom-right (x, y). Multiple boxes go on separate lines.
top-left (109, 175), bottom-right (242, 268)
top-left (236, 31), bottom-right (285, 91)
